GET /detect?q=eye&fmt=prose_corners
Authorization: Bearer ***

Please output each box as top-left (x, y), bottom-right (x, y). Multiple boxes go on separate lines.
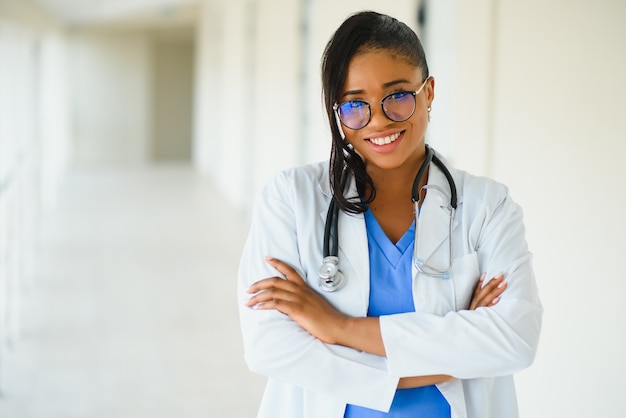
top-left (338, 101), bottom-right (368, 116)
top-left (342, 100), bottom-right (367, 110)
top-left (385, 91), bottom-right (412, 102)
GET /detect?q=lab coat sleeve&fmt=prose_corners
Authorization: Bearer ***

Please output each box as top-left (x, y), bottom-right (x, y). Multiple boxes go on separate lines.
top-left (380, 181), bottom-right (543, 379)
top-left (238, 170), bottom-right (398, 411)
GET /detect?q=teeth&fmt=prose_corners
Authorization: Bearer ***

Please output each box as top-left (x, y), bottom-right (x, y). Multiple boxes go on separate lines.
top-left (369, 132), bottom-right (401, 146)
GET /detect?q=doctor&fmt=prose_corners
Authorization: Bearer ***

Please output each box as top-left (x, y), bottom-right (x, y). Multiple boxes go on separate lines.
top-left (238, 10), bottom-right (542, 418)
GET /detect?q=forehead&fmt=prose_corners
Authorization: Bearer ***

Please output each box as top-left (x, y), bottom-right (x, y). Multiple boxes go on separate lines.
top-left (342, 49), bottom-right (421, 92)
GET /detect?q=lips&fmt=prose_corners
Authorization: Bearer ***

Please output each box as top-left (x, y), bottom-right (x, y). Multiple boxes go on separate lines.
top-left (368, 131), bottom-right (401, 146)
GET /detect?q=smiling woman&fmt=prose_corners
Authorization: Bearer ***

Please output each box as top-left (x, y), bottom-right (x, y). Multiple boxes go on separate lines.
top-left (238, 10), bottom-right (542, 418)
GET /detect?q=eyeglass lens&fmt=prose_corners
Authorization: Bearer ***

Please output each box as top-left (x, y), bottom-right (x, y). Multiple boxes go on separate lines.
top-left (337, 101), bottom-right (370, 130)
top-left (336, 92), bottom-right (416, 130)
top-left (382, 92), bottom-right (416, 122)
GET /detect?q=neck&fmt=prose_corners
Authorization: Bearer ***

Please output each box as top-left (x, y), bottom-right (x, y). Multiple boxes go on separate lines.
top-left (366, 149), bottom-right (429, 196)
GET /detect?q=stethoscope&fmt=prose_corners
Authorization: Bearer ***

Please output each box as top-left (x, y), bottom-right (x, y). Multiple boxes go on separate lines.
top-left (318, 145), bottom-right (458, 292)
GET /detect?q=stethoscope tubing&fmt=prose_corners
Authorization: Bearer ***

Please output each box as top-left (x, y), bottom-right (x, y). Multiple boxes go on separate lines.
top-left (323, 166), bottom-right (349, 259)
top-left (320, 145), bottom-right (457, 291)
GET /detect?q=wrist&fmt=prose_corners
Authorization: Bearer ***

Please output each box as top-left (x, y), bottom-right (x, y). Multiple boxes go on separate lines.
top-left (334, 316), bottom-right (386, 356)
top-left (331, 314), bottom-right (352, 346)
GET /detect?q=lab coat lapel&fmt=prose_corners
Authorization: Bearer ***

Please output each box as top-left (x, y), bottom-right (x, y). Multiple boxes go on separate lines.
top-left (317, 170), bottom-right (368, 267)
top-left (416, 162), bottom-right (459, 267)
top-left (318, 171), bottom-right (369, 314)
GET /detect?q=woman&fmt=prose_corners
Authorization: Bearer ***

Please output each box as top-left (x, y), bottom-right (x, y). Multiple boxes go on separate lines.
top-left (238, 11), bottom-right (542, 418)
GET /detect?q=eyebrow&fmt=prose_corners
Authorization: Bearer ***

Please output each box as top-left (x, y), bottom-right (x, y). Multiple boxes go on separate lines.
top-left (340, 79), bottom-right (413, 98)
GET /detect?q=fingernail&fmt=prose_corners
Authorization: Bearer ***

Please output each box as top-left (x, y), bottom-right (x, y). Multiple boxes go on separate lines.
top-left (497, 281), bottom-right (507, 288)
top-left (479, 273), bottom-right (486, 281)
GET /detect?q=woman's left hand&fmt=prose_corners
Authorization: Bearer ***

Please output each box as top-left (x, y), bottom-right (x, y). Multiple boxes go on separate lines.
top-left (246, 257), bottom-right (348, 344)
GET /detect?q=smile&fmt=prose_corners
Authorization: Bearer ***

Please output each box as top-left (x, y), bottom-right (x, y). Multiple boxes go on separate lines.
top-left (368, 132), bottom-right (401, 146)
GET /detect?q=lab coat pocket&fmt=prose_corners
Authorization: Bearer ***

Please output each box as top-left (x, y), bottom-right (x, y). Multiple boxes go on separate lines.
top-left (451, 252), bottom-right (480, 311)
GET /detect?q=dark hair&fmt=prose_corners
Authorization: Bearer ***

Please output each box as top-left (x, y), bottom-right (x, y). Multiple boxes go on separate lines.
top-left (321, 11), bottom-right (429, 214)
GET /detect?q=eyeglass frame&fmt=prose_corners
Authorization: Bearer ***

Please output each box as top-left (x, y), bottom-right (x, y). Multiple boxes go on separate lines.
top-left (333, 76), bottom-right (432, 131)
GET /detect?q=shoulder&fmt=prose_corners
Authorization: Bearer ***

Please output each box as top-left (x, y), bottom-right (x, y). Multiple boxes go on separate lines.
top-left (274, 160), bottom-right (328, 185)
top-left (456, 169), bottom-right (510, 205)
top-left (431, 152), bottom-right (509, 203)
top-left (433, 154), bottom-right (518, 219)
top-left (447, 165), bottom-right (524, 230)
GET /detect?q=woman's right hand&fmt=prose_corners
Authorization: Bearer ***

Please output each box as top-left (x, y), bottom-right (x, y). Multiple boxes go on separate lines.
top-left (398, 273), bottom-right (507, 389)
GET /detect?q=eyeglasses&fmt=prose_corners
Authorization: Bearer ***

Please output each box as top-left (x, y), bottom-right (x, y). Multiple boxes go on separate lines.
top-left (333, 77), bottom-right (430, 130)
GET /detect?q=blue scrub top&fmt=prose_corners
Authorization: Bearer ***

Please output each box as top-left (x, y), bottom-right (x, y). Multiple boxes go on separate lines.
top-left (343, 209), bottom-right (450, 418)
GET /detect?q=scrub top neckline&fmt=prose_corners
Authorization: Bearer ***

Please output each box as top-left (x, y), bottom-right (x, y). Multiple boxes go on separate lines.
top-left (364, 208), bottom-right (415, 268)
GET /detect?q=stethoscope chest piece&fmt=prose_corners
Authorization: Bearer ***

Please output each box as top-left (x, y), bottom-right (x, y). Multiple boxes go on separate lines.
top-left (318, 256), bottom-right (345, 292)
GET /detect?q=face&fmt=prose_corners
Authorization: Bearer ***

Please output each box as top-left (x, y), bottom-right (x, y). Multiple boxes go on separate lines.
top-left (337, 49), bottom-right (434, 173)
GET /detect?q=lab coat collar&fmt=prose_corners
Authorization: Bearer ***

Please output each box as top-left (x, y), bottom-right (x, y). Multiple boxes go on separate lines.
top-left (316, 154), bottom-right (463, 279)
top-left (318, 162), bottom-right (333, 199)
top-left (316, 152), bottom-right (463, 204)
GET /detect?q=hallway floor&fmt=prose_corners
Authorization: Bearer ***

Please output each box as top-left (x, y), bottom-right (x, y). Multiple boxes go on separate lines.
top-left (0, 164), bottom-right (265, 418)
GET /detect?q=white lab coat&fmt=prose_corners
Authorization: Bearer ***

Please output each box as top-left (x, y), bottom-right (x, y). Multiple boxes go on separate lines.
top-left (237, 156), bottom-right (542, 418)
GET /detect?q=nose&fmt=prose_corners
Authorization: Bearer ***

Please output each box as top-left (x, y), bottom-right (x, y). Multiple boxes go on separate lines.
top-left (368, 102), bottom-right (391, 128)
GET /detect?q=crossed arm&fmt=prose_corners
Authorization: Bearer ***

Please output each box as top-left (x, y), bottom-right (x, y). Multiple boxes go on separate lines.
top-left (245, 256), bottom-right (507, 388)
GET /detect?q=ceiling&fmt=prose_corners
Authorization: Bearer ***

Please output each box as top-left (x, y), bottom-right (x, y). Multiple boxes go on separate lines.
top-left (33, 0), bottom-right (200, 26)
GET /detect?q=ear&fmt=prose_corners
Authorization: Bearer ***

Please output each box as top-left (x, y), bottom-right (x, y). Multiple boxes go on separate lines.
top-left (426, 76), bottom-right (435, 106)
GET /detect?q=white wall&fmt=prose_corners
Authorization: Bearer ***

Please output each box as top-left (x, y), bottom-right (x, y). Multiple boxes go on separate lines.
top-left (421, 0), bottom-right (458, 157)
top-left (193, 0), bottom-right (223, 182)
top-left (451, 1), bottom-right (626, 417)
top-left (69, 25), bottom-right (196, 166)
top-left (194, 0), bottom-right (301, 208)
top-left (38, 31), bottom-right (71, 211)
top-left (0, 2), bottom-right (70, 209)
top-left (0, 0), bottom-right (70, 387)
top-left (69, 29), bottom-right (153, 165)
top-left (152, 30), bottom-right (194, 160)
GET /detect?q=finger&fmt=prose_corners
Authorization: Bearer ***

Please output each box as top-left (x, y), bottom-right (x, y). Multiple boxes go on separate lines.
top-left (247, 297), bottom-right (306, 317)
top-left (471, 273), bottom-right (487, 297)
top-left (246, 298), bottom-right (287, 313)
top-left (265, 256), bottom-right (306, 285)
top-left (245, 286), bottom-right (303, 308)
top-left (474, 276), bottom-right (507, 308)
top-left (477, 274), bottom-right (504, 295)
top-left (470, 274), bottom-right (505, 309)
top-left (247, 277), bottom-right (299, 294)
top-left (481, 275), bottom-right (506, 297)
top-left (484, 281), bottom-right (507, 305)
top-left (469, 273), bottom-right (487, 310)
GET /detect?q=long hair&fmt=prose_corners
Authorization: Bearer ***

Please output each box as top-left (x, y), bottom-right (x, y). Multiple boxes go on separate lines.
top-left (321, 11), bottom-right (429, 213)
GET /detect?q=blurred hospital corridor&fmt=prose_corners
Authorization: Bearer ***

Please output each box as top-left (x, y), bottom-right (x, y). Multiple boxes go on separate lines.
top-left (0, 163), bottom-right (265, 417)
top-left (2, 0), bottom-right (626, 417)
